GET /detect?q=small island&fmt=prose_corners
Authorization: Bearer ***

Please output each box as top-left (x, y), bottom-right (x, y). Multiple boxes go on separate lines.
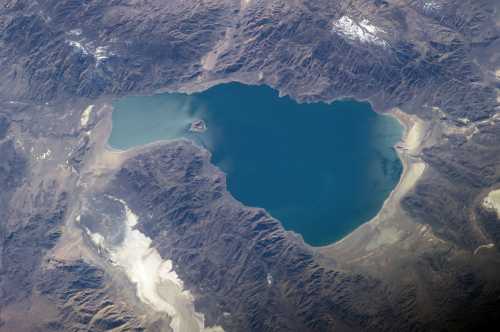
top-left (189, 119), bottom-right (207, 133)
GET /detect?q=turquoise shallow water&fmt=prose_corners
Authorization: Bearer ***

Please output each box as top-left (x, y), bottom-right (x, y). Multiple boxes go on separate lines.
top-left (109, 83), bottom-right (403, 246)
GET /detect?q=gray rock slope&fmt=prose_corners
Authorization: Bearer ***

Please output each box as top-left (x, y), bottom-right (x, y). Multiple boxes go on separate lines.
top-left (1, 0), bottom-right (500, 331)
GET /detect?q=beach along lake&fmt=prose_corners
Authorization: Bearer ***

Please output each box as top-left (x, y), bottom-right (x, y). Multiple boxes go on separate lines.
top-left (109, 83), bottom-right (403, 246)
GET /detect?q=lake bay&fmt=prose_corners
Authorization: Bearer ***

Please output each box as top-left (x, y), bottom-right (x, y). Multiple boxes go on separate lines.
top-left (109, 83), bottom-right (403, 246)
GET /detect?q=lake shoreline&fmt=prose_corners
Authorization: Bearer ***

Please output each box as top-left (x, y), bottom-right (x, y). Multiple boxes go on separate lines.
top-left (100, 104), bottom-right (422, 253)
top-left (318, 108), bottom-right (429, 255)
top-left (107, 83), bottom-right (403, 246)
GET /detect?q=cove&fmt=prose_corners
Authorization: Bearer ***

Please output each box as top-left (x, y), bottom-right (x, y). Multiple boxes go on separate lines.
top-left (109, 83), bottom-right (403, 246)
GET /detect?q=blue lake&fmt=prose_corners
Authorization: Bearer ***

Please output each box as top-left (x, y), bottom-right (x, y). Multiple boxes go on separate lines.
top-left (109, 83), bottom-right (403, 246)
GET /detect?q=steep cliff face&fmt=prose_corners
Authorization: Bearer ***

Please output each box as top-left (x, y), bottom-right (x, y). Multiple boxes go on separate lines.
top-left (0, 0), bottom-right (499, 331)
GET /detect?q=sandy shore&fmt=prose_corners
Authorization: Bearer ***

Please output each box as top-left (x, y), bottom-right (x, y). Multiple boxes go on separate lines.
top-left (68, 103), bottom-right (224, 332)
top-left (483, 189), bottom-right (500, 218)
top-left (94, 98), bottom-right (431, 268)
top-left (318, 108), bottom-right (430, 260)
top-left (386, 109), bottom-right (427, 202)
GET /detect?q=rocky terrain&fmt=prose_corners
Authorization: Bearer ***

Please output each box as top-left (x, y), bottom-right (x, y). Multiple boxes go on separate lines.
top-left (1, 0), bottom-right (500, 331)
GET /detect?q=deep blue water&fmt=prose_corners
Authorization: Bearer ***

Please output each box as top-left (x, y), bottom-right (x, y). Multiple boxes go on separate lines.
top-left (109, 83), bottom-right (403, 246)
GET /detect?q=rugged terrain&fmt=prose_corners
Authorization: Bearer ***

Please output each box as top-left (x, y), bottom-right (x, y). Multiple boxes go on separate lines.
top-left (1, 0), bottom-right (500, 331)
